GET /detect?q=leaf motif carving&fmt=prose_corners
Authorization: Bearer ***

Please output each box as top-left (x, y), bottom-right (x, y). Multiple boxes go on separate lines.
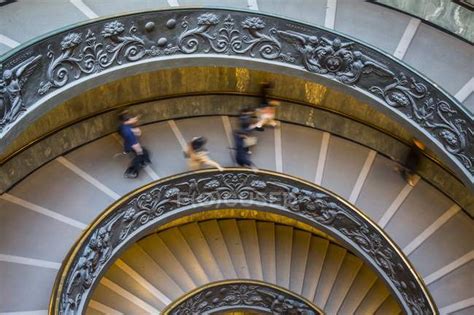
top-left (57, 170), bottom-right (434, 315)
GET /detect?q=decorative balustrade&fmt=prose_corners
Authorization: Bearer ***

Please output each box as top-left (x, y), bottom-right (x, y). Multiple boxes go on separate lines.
top-left (0, 8), bottom-right (472, 185)
top-left (163, 280), bottom-right (323, 315)
top-left (50, 169), bottom-right (436, 315)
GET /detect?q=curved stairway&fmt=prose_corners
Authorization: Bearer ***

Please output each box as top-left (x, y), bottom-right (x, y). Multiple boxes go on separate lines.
top-left (1, 117), bottom-right (472, 314)
top-left (0, 1), bottom-right (473, 314)
top-left (87, 219), bottom-right (401, 314)
top-left (0, 0), bottom-right (472, 112)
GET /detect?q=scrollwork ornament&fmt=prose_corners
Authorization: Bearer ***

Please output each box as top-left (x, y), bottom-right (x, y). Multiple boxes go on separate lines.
top-left (38, 21), bottom-right (148, 95)
top-left (178, 13), bottom-right (220, 54)
top-left (369, 73), bottom-right (473, 173)
top-left (169, 282), bottom-right (319, 315)
top-left (0, 9), bottom-right (469, 180)
top-left (177, 13), bottom-right (291, 61)
top-left (101, 21), bottom-right (147, 64)
top-left (57, 170), bottom-right (434, 315)
top-left (38, 32), bottom-right (85, 95)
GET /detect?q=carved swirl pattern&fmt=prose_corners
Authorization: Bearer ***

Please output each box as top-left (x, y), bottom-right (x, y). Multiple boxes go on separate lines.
top-left (0, 9), bottom-right (472, 178)
top-left (369, 73), bottom-right (473, 173)
top-left (54, 170), bottom-right (434, 315)
top-left (168, 281), bottom-right (320, 315)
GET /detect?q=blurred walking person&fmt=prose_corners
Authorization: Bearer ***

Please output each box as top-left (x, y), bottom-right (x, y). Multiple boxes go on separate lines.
top-left (399, 139), bottom-right (425, 186)
top-left (260, 81), bottom-right (273, 107)
top-left (234, 129), bottom-right (257, 170)
top-left (254, 81), bottom-right (279, 130)
top-left (239, 107), bottom-right (254, 132)
top-left (255, 100), bottom-right (279, 129)
top-left (118, 111), bottom-right (150, 178)
top-left (185, 136), bottom-right (223, 171)
top-left (238, 108), bottom-right (258, 153)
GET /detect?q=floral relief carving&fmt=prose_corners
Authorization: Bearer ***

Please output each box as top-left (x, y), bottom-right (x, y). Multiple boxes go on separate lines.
top-left (277, 30), bottom-right (394, 83)
top-left (178, 14), bottom-right (293, 61)
top-left (169, 282), bottom-right (319, 315)
top-left (62, 215), bottom-right (118, 314)
top-left (38, 22), bottom-right (151, 95)
top-left (0, 9), bottom-right (471, 178)
top-left (370, 73), bottom-right (473, 172)
top-left (57, 171), bottom-right (434, 315)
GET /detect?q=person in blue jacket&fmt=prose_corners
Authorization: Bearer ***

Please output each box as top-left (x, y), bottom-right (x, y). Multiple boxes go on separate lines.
top-left (118, 111), bottom-right (150, 178)
top-left (234, 129), bottom-right (256, 169)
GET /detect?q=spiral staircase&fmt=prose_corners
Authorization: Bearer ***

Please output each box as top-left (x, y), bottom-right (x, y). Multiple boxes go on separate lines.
top-left (91, 218), bottom-right (401, 314)
top-left (0, 1), bottom-right (473, 315)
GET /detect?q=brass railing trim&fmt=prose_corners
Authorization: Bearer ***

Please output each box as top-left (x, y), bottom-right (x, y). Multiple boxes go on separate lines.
top-left (49, 168), bottom-right (437, 314)
top-left (147, 208), bottom-right (335, 242)
top-left (161, 279), bottom-right (325, 314)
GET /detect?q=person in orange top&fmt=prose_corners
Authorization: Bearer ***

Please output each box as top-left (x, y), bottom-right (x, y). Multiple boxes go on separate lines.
top-left (254, 100), bottom-right (279, 129)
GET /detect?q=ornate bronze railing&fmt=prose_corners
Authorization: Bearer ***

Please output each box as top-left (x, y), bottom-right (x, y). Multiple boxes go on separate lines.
top-left (0, 8), bottom-right (472, 185)
top-left (162, 279), bottom-right (323, 314)
top-left (50, 169), bottom-right (436, 315)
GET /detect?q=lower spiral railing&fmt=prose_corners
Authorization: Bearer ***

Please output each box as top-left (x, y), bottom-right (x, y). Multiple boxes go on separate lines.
top-left (162, 279), bottom-right (323, 315)
top-left (49, 169), bottom-right (436, 315)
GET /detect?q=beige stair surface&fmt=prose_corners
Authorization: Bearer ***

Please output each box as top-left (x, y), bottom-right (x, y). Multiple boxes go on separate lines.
top-left (337, 264), bottom-right (379, 314)
top-left (324, 253), bottom-right (364, 314)
top-left (89, 219), bottom-right (401, 314)
top-left (314, 244), bottom-right (347, 308)
top-left (237, 220), bottom-right (264, 281)
top-left (1, 117), bottom-right (471, 314)
top-left (289, 229), bottom-right (312, 295)
top-left (355, 279), bottom-right (391, 315)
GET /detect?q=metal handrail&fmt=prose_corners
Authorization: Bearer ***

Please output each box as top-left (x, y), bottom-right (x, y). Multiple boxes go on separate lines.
top-left (49, 169), bottom-right (437, 315)
top-left (162, 279), bottom-right (324, 314)
top-left (0, 8), bottom-right (472, 186)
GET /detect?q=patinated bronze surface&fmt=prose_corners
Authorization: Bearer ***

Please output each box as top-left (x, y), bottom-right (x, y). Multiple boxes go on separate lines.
top-left (51, 169), bottom-right (435, 315)
top-left (0, 8), bottom-right (472, 184)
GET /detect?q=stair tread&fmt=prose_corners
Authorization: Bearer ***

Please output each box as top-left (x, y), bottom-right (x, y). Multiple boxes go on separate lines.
top-left (337, 264), bottom-right (378, 315)
top-left (375, 296), bottom-right (402, 315)
top-left (275, 225), bottom-right (294, 288)
top-left (257, 221), bottom-right (277, 284)
top-left (199, 220), bottom-right (238, 279)
top-left (138, 234), bottom-right (196, 292)
top-left (289, 229), bottom-right (312, 294)
top-left (237, 220), bottom-right (264, 280)
top-left (218, 219), bottom-right (251, 279)
top-left (301, 236), bottom-right (330, 301)
top-left (119, 244), bottom-right (184, 301)
top-left (159, 227), bottom-right (210, 286)
top-left (324, 253), bottom-right (364, 314)
top-left (99, 264), bottom-right (166, 310)
top-left (355, 278), bottom-right (390, 315)
top-left (65, 135), bottom-right (152, 196)
top-left (314, 244), bottom-right (347, 308)
top-left (92, 281), bottom-right (154, 315)
top-left (179, 222), bottom-right (224, 281)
